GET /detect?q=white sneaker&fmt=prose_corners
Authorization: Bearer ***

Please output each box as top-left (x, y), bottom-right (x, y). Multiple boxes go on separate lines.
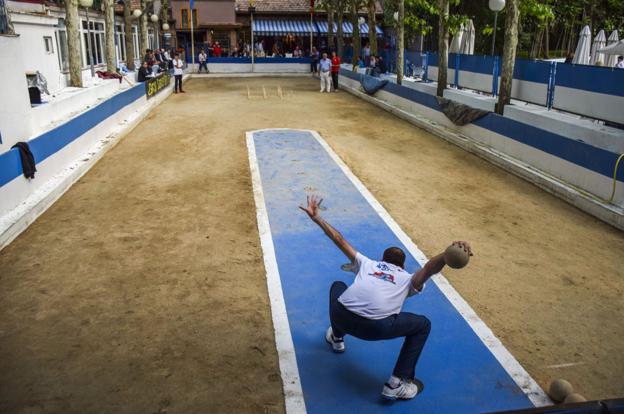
top-left (325, 327), bottom-right (345, 353)
top-left (381, 379), bottom-right (423, 400)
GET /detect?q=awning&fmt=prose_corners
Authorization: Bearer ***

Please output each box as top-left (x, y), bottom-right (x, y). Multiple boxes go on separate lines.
top-left (252, 19), bottom-right (314, 36)
top-left (316, 21), bottom-right (383, 37)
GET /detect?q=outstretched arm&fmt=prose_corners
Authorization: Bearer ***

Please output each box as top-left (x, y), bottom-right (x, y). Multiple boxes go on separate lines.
top-left (411, 241), bottom-right (473, 291)
top-left (299, 195), bottom-right (357, 262)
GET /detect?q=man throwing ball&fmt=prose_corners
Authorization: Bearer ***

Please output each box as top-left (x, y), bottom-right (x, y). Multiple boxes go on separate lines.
top-left (300, 195), bottom-right (473, 401)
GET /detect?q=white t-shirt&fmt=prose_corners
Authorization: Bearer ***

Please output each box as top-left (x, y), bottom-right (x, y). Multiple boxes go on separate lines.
top-left (173, 59), bottom-right (184, 75)
top-left (338, 252), bottom-right (422, 320)
top-left (616, 61), bottom-right (624, 69)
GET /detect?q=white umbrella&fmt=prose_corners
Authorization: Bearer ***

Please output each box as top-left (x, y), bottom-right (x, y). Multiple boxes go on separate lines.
top-left (449, 24), bottom-right (464, 54)
top-left (460, 19), bottom-right (475, 55)
top-left (598, 39), bottom-right (624, 55)
top-left (572, 25), bottom-right (591, 65)
top-left (604, 30), bottom-right (619, 67)
top-left (590, 29), bottom-right (606, 65)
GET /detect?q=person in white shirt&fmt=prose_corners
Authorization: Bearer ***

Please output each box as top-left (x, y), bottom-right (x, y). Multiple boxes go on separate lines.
top-left (198, 49), bottom-right (208, 73)
top-left (616, 56), bottom-right (624, 69)
top-left (172, 53), bottom-right (185, 93)
top-left (300, 195), bottom-right (473, 401)
top-left (319, 53), bottom-right (332, 93)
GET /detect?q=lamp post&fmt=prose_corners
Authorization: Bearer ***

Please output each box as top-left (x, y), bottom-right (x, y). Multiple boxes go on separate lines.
top-left (249, 5), bottom-right (255, 72)
top-left (489, 0), bottom-right (505, 56)
top-left (162, 22), bottom-right (169, 49)
top-left (80, 0), bottom-right (95, 77)
top-left (150, 13), bottom-right (158, 49)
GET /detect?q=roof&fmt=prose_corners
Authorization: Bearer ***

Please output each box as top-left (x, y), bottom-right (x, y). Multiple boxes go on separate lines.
top-left (235, 0), bottom-right (382, 14)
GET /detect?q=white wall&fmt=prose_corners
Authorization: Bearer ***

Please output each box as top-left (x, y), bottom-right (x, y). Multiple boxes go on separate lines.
top-left (11, 13), bottom-right (65, 93)
top-left (0, 34), bottom-right (33, 151)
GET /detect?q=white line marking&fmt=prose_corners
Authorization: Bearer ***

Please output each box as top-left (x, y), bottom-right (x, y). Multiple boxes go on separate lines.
top-left (545, 362), bottom-right (584, 369)
top-left (246, 132), bottom-right (307, 414)
top-left (247, 128), bottom-right (552, 411)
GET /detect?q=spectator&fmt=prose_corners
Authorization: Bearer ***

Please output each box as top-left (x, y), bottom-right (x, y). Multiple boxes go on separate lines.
top-left (363, 42), bottom-right (371, 66)
top-left (198, 49), bottom-right (208, 73)
top-left (272, 43), bottom-right (281, 57)
top-left (311, 46), bottom-right (320, 75)
top-left (293, 45), bottom-right (303, 58)
top-left (244, 43), bottom-right (251, 57)
top-left (213, 42), bottom-right (222, 57)
top-left (331, 51), bottom-right (341, 92)
top-left (137, 61), bottom-right (149, 82)
top-left (164, 49), bottom-right (173, 70)
top-left (616, 56), bottom-right (624, 69)
top-left (173, 53), bottom-right (185, 93)
top-left (564, 52), bottom-right (574, 64)
top-left (377, 55), bottom-right (386, 74)
top-left (319, 52), bottom-right (332, 93)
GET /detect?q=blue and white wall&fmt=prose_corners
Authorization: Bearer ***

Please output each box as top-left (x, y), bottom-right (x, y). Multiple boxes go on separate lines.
top-left (339, 69), bottom-right (624, 230)
top-left (0, 76), bottom-right (178, 249)
top-left (188, 57), bottom-right (312, 74)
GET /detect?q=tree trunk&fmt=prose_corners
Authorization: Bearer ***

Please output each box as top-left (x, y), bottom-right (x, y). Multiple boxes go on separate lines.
top-left (436, 0), bottom-right (449, 97)
top-left (328, 9), bottom-right (335, 53)
top-left (367, 0), bottom-right (377, 55)
top-left (337, 12), bottom-right (344, 57)
top-left (543, 23), bottom-right (549, 59)
top-left (496, 0), bottom-right (519, 115)
top-left (103, 0), bottom-right (116, 72)
top-left (65, 0), bottom-right (82, 87)
top-left (140, 0), bottom-right (148, 55)
top-left (123, 2), bottom-right (136, 70)
top-left (350, 3), bottom-right (360, 69)
top-left (396, 0), bottom-right (404, 84)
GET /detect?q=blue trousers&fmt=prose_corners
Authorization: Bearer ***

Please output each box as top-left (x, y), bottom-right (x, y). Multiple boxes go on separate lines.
top-left (329, 281), bottom-right (431, 379)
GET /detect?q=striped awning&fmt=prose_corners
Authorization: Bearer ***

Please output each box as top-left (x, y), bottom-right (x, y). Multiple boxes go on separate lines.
top-left (252, 19), bottom-right (314, 36)
top-left (316, 21), bottom-right (383, 37)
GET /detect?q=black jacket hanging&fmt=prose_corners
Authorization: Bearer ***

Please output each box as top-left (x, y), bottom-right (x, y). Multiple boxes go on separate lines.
top-left (11, 142), bottom-right (37, 179)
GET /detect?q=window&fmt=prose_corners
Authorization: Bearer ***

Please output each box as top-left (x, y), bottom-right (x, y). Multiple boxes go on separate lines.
top-left (81, 20), bottom-right (106, 67)
top-left (55, 29), bottom-right (69, 71)
top-left (44, 36), bottom-right (54, 53)
top-left (132, 25), bottom-right (139, 61)
top-left (180, 8), bottom-right (197, 29)
top-left (115, 24), bottom-right (126, 62)
top-left (148, 27), bottom-right (156, 50)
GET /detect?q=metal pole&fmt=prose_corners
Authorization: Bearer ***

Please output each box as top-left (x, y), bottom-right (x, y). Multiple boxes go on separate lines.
top-left (86, 6), bottom-right (95, 77)
top-left (190, 5), bottom-right (195, 72)
top-left (251, 12), bottom-right (254, 72)
top-left (491, 11), bottom-right (498, 56)
top-left (309, 12), bottom-right (312, 54)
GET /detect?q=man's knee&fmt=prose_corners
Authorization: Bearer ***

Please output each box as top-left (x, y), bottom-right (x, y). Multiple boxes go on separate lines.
top-left (421, 316), bottom-right (431, 335)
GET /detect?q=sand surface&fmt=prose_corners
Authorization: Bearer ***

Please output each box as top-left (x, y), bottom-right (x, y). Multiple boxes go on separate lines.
top-left (0, 76), bottom-right (622, 413)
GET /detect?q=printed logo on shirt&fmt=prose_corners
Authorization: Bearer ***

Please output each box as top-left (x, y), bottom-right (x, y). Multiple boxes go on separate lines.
top-left (369, 271), bottom-right (396, 284)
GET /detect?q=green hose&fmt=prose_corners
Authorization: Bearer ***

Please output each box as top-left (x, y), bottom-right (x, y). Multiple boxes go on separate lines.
top-left (607, 153), bottom-right (624, 204)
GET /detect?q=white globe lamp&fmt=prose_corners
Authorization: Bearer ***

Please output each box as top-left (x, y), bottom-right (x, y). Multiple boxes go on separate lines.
top-left (162, 23), bottom-right (169, 31)
top-left (150, 14), bottom-right (158, 22)
top-left (488, 0), bottom-right (505, 55)
top-left (488, 0), bottom-right (505, 12)
top-left (79, 0), bottom-right (93, 7)
top-left (133, 9), bottom-right (142, 18)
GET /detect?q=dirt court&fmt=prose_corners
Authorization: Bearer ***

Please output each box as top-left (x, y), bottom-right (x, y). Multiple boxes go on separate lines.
top-left (0, 76), bottom-right (623, 413)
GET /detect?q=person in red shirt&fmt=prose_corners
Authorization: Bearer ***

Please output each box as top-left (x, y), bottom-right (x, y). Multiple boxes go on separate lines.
top-left (213, 42), bottom-right (222, 57)
top-left (331, 51), bottom-right (341, 92)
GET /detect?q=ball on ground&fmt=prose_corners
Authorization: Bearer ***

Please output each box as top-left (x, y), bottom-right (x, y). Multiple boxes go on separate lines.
top-left (564, 393), bottom-right (586, 403)
top-left (548, 379), bottom-right (574, 402)
top-left (444, 244), bottom-right (470, 269)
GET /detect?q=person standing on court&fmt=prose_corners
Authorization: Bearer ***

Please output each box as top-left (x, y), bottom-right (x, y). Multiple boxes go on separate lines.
top-left (198, 49), bottom-right (208, 73)
top-left (173, 53), bottom-right (185, 93)
top-left (311, 47), bottom-right (320, 75)
top-left (319, 52), bottom-right (332, 93)
top-left (299, 195), bottom-right (473, 401)
top-left (331, 51), bottom-right (341, 92)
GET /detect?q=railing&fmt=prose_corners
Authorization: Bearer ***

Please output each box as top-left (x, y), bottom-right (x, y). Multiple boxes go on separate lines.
top-left (423, 52), bottom-right (623, 124)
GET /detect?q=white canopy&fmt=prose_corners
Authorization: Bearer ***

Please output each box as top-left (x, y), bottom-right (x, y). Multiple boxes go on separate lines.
top-left (460, 20), bottom-right (475, 55)
top-left (449, 24), bottom-right (464, 54)
top-left (590, 29), bottom-right (606, 65)
top-left (604, 30), bottom-right (620, 67)
top-left (572, 25), bottom-right (592, 65)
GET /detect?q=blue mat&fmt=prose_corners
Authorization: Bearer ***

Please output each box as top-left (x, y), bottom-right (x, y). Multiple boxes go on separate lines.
top-left (248, 129), bottom-right (544, 414)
